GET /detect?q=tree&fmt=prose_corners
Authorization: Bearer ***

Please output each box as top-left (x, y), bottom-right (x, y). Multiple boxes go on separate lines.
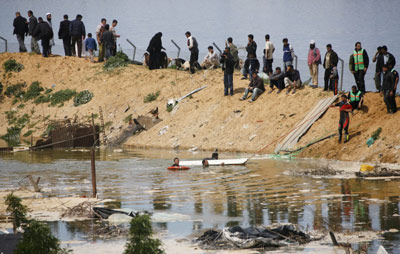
top-left (124, 214), bottom-right (164, 254)
top-left (5, 192), bottom-right (28, 233)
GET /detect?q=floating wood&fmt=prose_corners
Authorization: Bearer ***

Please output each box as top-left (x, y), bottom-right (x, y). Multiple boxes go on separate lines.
top-left (27, 175), bottom-right (41, 192)
top-left (274, 95), bottom-right (338, 154)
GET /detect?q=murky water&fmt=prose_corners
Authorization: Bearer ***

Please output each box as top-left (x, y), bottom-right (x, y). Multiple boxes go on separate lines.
top-left (1, 148), bottom-right (400, 253)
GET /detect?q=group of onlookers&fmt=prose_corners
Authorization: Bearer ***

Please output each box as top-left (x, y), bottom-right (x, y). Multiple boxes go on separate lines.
top-left (13, 11), bottom-right (119, 61)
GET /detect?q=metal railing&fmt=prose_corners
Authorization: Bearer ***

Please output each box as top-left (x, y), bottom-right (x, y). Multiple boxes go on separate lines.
top-left (171, 40), bottom-right (180, 58)
top-left (293, 54), bottom-right (298, 70)
top-left (338, 57), bottom-right (344, 91)
top-left (0, 36), bottom-right (7, 52)
top-left (126, 39), bottom-right (136, 61)
top-left (212, 42), bottom-right (222, 54)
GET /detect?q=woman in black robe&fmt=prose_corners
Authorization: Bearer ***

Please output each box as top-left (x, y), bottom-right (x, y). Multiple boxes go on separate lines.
top-left (147, 32), bottom-right (164, 70)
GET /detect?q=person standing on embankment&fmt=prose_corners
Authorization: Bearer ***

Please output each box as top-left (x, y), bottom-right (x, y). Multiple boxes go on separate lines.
top-left (69, 14), bottom-right (86, 58)
top-left (27, 10), bottom-right (40, 54)
top-left (58, 14), bottom-right (71, 56)
top-left (185, 31), bottom-right (199, 74)
top-left (350, 42), bottom-right (369, 94)
top-left (13, 12), bottom-right (28, 52)
top-left (307, 40), bottom-right (321, 87)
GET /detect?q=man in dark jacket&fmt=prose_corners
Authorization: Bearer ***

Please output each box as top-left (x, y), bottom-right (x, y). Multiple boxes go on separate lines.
top-left (101, 24), bottom-right (114, 60)
top-left (69, 14), bottom-right (86, 57)
top-left (58, 14), bottom-right (71, 56)
top-left (284, 64), bottom-right (302, 94)
top-left (240, 72), bottom-right (265, 102)
top-left (323, 44), bottom-right (338, 91)
top-left (381, 64), bottom-right (397, 114)
top-left (220, 47), bottom-right (235, 96)
top-left (242, 34), bottom-right (257, 80)
top-left (27, 10), bottom-right (40, 54)
top-left (374, 46), bottom-right (396, 92)
top-left (351, 42), bottom-right (369, 94)
top-left (13, 12), bottom-right (28, 52)
top-left (242, 53), bottom-right (260, 81)
top-left (33, 17), bottom-right (53, 57)
top-left (268, 67), bottom-right (285, 94)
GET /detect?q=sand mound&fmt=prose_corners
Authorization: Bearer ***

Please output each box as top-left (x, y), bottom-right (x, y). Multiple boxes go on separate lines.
top-left (0, 53), bottom-right (399, 163)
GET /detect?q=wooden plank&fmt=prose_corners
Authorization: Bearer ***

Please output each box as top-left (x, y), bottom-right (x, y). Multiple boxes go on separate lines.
top-left (274, 95), bottom-right (338, 153)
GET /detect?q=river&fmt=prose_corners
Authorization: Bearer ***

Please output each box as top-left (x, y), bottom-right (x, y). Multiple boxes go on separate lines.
top-left (1, 0), bottom-right (400, 91)
top-left (1, 148), bottom-right (400, 253)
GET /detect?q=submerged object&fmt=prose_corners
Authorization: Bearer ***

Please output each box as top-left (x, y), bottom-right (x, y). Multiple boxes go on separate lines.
top-left (179, 158), bottom-right (248, 167)
top-left (167, 166), bottom-right (190, 171)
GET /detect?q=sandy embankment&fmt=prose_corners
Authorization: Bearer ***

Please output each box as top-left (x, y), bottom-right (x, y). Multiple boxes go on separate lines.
top-left (0, 52), bottom-right (399, 163)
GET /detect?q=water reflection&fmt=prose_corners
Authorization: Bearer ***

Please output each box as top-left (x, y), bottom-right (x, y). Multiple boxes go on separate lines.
top-left (1, 148), bottom-right (400, 251)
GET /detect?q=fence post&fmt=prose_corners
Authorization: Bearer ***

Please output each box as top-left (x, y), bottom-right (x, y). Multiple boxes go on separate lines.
top-left (338, 57), bottom-right (344, 91)
top-left (91, 114), bottom-right (97, 198)
top-left (212, 42), bottom-right (222, 54)
top-left (0, 36), bottom-right (7, 52)
top-left (126, 39), bottom-right (136, 61)
top-left (293, 54), bottom-right (298, 70)
top-left (171, 40), bottom-right (181, 59)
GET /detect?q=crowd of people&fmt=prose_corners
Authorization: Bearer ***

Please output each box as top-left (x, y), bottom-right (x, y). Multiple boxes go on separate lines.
top-left (12, 12), bottom-right (399, 142)
top-left (13, 11), bottom-right (119, 61)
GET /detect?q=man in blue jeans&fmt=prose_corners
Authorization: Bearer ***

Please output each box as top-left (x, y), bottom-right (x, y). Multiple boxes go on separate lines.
top-left (220, 47), bottom-right (235, 96)
top-left (240, 72), bottom-right (265, 102)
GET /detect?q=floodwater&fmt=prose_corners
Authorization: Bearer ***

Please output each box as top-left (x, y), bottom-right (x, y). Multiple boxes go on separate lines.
top-left (1, 0), bottom-right (400, 91)
top-left (1, 148), bottom-right (400, 253)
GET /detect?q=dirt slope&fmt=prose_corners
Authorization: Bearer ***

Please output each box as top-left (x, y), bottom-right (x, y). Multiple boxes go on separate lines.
top-left (0, 53), bottom-right (399, 163)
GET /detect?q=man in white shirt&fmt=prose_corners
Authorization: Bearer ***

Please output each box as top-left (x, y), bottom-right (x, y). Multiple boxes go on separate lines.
top-left (110, 19), bottom-right (120, 56)
top-left (96, 18), bottom-right (106, 62)
top-left (263, 34), bottom-right (275, 75)
top-left (185, 31), bottom-right (199, 73)
top-left (201, 46), bottom-right (219, 69)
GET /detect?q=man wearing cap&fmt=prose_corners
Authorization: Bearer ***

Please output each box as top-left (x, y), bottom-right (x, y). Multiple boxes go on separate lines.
top-left (350, 42), bottom-right (369, 94)
top-left (307, 40), bottom-right (321, 87)
top-left (45, 13), bottom-right (55, 55)
top-left (323, 44), bottom-right (338, 91)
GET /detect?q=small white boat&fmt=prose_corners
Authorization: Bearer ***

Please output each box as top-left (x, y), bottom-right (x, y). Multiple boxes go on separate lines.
top-left (179, 158), bottom-right (248, 167)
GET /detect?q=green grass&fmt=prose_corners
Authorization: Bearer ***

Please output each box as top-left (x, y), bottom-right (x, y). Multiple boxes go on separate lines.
top-left (49, 89), bottom-right (77, 107)
top-left (24, 81), bottom-right (44, 101)
top-left (144, 91), bottom-right (160, 103)
top-left (3, 59), bottom-right (24, 73)
top-left (4, 83), bottom-right (26, 98)
top-left (103, 51), bottom-right (130, 71)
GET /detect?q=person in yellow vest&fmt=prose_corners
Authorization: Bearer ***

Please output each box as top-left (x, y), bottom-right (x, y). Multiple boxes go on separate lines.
top-left (347, 85), bottom-right (364, 111)
top-left (350, 42), bottom-right (369, 94)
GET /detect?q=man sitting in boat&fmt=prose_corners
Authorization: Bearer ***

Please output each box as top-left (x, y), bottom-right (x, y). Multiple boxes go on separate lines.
top-left (172, 157), bottom-right (179, 166)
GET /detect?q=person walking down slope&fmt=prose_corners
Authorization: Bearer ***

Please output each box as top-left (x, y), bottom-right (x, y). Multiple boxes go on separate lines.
top-left (323, 44), bottom-right (338, 91)
top-left (58, 14), bottom-right (71, 56)
top-left (330, 94), bottom-right (352, 143)
top-left (27, 10), bottom-right (40, 54)
top-left (101, 24), bottom-right (114, 61)
top-left (351, 42), bottom-right (369, 94)
top-left (33, 17), bottom-right (53, 57)
top-left (69, 14), bottom-right (86, 57)
top-left (220, 47), bottom-right (235, 96)
top-left (185, 31), bottom-right (199, 74)
top-left (381, 64), bottom-right (397, 114)
top-left (146, 32), bottom-right (164, 70)
top-left (13, 12), bottom-right (28, 52)
top-left (308, 40), bottom-right (321, 87)
top-left (282, 38), bottom-right (294, 71)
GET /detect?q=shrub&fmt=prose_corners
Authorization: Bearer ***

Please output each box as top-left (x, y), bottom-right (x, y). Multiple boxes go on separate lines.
top-left (103, 51), bottom-right (130, 71)
top-left (371, 127), bottom-right (382, 140)
top-left (124, 214), bottom-right (164, 254)
top-left (3, 59), bottom-right (24, 73)
top-left (73, 90), bottom-right (93, 107)
top-left (5, 193), bottom-right (28, 233)
top-left (49, 89), bottom-right (77, 107)
top-left (4, 83), bottom-right (26, 98)
top-left (144, 91), bottom-right (160, 103)
top-left (0, 82), bottom-right (3, 94)
top-left (24, 81), bottom-right (44, 101)
top-left (15, 220), bottom-right (70, 254)
top-left (1, 126), bottom-right (21, 146)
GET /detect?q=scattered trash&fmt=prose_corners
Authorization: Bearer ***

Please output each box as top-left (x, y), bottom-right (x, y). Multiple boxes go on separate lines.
top-left (356, 165), bottom-right (400, 177)
top-left (197, 224), bottom-right (313, 250)
top-left (188, 146), bottom-right (198, 152)
top-left (249, 134), bottom-right (256, 141)
top-left (159, 126), bottom-right (169, 135)
top-left (124, 105), bottom-right (130, 112)
top-left (367, 127), bottom-right (382, 147)
top-left (291, 165), bottom-right (343, 176)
